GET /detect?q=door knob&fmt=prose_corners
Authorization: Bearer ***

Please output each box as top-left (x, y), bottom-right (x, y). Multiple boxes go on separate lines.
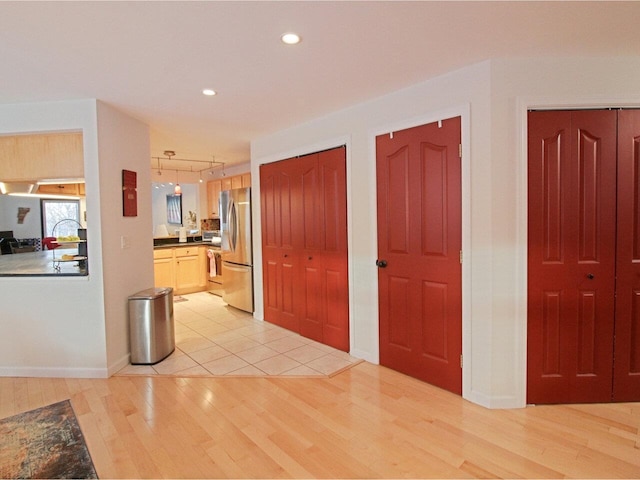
top-left (587, 273), bottom-right (595, 280)
top-left (376, 259), bottom-right (387, 268)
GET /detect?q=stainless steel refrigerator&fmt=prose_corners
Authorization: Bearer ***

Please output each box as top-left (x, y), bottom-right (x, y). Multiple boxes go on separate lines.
top-left (220, 187), bottom-right (254, 312)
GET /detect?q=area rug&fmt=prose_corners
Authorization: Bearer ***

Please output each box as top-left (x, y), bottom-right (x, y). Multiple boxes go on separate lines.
top-left (0, 399), bottom-right (98, 479)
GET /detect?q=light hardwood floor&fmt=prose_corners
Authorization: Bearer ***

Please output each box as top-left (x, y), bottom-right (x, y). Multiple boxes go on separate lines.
top-left (1, 364), bottom-right (638, 479)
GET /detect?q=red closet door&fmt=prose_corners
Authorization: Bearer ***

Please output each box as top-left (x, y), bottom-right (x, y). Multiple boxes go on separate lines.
top-left (261, 147), bottom-right (349, 351)
top-left (318, 147), bottom-right (349, 351)
top-left (614, 109), bottom-right (640, 401)
top-left (298, 152), bottom-right (323, 342)
top-left (260, 159), bottom-right (301, 332)
top-left (527, 110), bottom-right (617, 404)
top-left (376, 117), bottom-right (462, 394)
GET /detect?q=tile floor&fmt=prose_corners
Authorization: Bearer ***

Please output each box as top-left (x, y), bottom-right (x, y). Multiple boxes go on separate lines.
top-left (117, 291), bottom-right (362, 377)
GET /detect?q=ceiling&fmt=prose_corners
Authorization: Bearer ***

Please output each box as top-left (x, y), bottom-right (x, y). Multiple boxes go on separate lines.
top-left (1, 1), bottom-right (639, 173)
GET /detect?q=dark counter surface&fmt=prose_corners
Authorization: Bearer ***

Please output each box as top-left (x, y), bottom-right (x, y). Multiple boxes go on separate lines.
top-left (0, 248), bottom-right (88, 276)
top-left (153, 235), bottom-right (202, 247)
top-left (153, 237), bottom-right (220, 249)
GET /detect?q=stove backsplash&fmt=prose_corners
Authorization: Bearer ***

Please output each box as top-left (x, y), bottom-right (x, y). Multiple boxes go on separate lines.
top-left (201, 218), bottom-right (220, 231)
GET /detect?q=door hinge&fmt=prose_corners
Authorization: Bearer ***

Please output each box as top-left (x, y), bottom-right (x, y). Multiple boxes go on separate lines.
top-left (459, 250), bottom-right (463, 264)
top-left (459, 143), bottom-right (462, 158)
top-left (460, 354), bottom-right (463, 368)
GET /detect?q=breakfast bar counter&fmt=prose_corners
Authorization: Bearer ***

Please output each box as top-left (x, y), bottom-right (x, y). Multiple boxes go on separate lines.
top-left (0, 248), bottom-right (87, 276)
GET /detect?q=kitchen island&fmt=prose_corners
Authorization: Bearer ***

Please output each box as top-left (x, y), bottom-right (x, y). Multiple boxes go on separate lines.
top-left (0, 248), bottom-right (87, 276)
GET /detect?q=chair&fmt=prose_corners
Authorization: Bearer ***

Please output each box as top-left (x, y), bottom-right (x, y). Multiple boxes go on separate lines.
top-left (42, 237), bottom-right (60, 250)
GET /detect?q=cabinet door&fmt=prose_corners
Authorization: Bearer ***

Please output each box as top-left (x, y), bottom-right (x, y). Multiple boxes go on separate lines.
top-left (241, 173), bottom-right (251, 188)
top-left (231, 175), bottom-right (243, 189)
top-left (221, 178), bottom-right (233, 191)
top-left (37, 183), bottom-right (80, 195)
top-left (154, 258), bottom-right (174, 289)
top-left (198, 247), bottom-right (207, 288)
top-left (207, 180), bottom-right (222, 217)
top-left (175, 255), bottom-right (200, 293)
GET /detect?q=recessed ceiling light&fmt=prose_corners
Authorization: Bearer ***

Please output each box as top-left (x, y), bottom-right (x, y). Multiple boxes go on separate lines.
top-left (202, 89), bottom-right (217, 96)
top-left (281, 32), bottom-right (301, 45)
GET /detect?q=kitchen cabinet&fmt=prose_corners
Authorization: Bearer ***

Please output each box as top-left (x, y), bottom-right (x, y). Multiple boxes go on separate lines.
top-left (206, 173), bottom-right (251, 218)
top-left (221, 177), bottom-right (233, 191)
top-left (241, 173), bottom-right (252, 188)
top-left (231, 175), bottom-right (243, 189)
top-left (153, 249), bottom-right (174, 290)
top-left (37, 182), bottom-right (85, 196)
top-left (153, 245), bottom-right (207, 294)
top-left (0, 132), bottom-right (84, 181)
top-left (207, 180), bottom-right (222, 217)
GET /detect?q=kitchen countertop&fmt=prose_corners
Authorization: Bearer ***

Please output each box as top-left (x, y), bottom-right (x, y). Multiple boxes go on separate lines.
top-left (0, 247), bottom-right (88, 276)
top-left (153, 241), bottom-right (221, 249)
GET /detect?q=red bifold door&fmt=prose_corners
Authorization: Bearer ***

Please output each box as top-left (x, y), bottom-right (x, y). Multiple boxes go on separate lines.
top-left (528, 109), bottom-right (640, 404)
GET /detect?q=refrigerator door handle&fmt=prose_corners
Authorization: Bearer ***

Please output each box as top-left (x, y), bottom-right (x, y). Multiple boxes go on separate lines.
top-left (223, 262), bottom-right (250, 273)
top-left (228, 198), bottom-right (237, 253)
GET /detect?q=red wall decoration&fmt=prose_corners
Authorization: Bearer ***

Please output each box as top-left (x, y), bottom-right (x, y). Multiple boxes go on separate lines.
top-left (122, 169), bottom-right (137, 217)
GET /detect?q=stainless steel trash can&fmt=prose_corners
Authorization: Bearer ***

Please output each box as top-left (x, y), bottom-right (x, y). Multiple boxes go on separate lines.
top-left (128, 287), bottom-right (175, 365)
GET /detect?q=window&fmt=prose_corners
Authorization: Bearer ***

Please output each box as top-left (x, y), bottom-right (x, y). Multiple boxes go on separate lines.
top-left (41, 199), bottom-right (80, 237)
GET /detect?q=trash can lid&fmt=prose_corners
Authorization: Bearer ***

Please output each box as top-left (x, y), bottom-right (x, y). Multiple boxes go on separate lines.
top-left (129, 287), bottom-right (173, 300)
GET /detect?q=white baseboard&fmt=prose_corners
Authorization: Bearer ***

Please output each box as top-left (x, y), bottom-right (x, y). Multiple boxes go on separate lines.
top-left (107, 353), bottom-right (131, 377)
top-left (467, 389), bottom-right (524, 409)
top-left (349, 348), bottom-right (378, 364)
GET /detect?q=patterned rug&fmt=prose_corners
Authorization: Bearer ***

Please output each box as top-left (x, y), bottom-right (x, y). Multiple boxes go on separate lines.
top-left (0, 400), bottom-right (98, 479)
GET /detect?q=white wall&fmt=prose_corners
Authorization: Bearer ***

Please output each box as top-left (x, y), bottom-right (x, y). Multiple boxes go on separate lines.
top-left (95, 101), bottom-right (152, 374)
top-left (489, 57), bottom-right (640, 406)
top-left (0, 99), bottom-right (107, 376)
top-left (252, 61), bottom-right (493, 405)
top-left (252, 57), bottom-right (640, 409)
top-left (0, 99), bottom-right (152, 377)
top-left (0, 195), bottom-right (41, 239)
top-left (151, 183), bottom-right (199, 235)
top-left (150, 165), bottom-right (255, 228)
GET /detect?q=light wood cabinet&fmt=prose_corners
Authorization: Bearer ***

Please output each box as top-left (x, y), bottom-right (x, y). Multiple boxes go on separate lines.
top-left (0, 132), bottom-right (84, 181)
top-left (153, 258), bottom-right (174, 289)
top-left (153, 248), bottom-right (175, 289)
top-left (241, 173), bottom-right (252, 188)
top-left (206, 173), bottom-right (251, 218)
top-left (153, 246), bottom-right (207, 294)
top-left (198, 247), bottom-right (207, 288)
top-left (175, 255), bottom-right (200, 292)
top-left (207, 180), bottom-right (222, 217)
top-left (231, 175), bottom-right (243, 189)
top-left (37, 183), bottom-right (84, 196)
top-left (221, 177), bottom-right (233, 191)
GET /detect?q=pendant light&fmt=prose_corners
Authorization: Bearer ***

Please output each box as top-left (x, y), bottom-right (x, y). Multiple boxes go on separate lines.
top-left (163, 151), bottom-right (181, 195)
top-left (174, 170), bottom-right (182, 196)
